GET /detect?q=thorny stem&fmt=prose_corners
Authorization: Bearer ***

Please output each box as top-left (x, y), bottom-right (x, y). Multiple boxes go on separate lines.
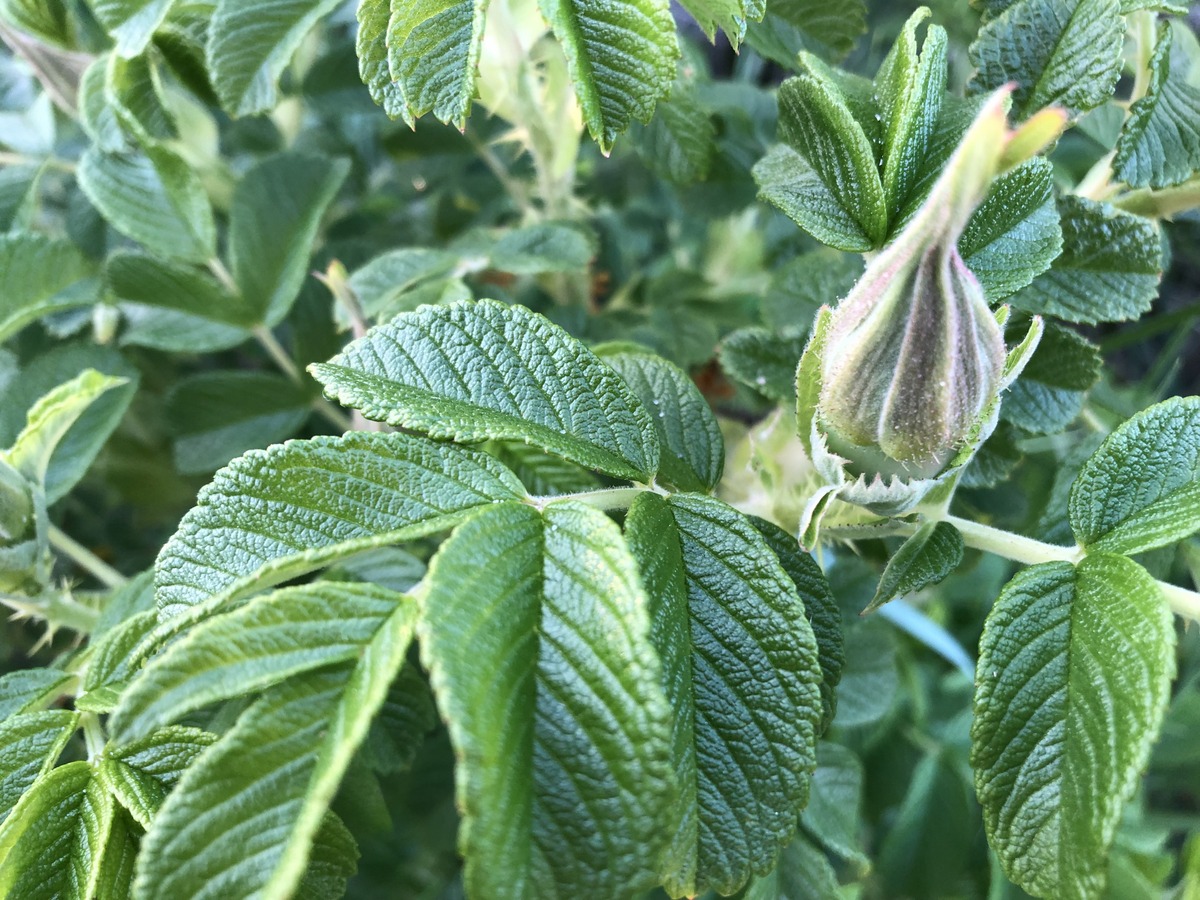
top-left (48, 525), bottom-right (126, 588)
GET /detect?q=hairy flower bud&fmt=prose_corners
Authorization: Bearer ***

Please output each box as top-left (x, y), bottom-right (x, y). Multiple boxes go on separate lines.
top-left (818, 89), bottom-right (1012, 480)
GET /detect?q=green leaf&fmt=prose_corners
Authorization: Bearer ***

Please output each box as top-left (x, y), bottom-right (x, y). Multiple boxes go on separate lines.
top-left (107, 252), bottom-right (251, 352)
top-left (1011, 196), bottom-right (1162, 324)
top-left (0, 342), bottom-right (139, 503)
top-left (624, 493), bottom-right (823, 896)
top-left (874, 10), bottom-right (947, 222)
top-left (134, 597), bottom-right (411, 899)
top-left (153, 431), bottom-right (522, 617)
top-left (751, 516), bottom-right (843, 733)
top-left (762, 249), bottom-right (862, 332)
top-left (419, 501), bottom-right (675, 899)
top-left (489, 221), bottom-right (596, 275)
top-left (77, 146), bottom-right (215, 263)
top-left (99, 726), bottom-right (215, 828)
top-left (207, 0), bottom-right (342, 116)
top-left (386, 1), bottom-right (487, 128)
top-left (0, 233), bottom-right (96, 343)
top-left (0, 0), bottom-right (72, 46)
top-left (92, 0), bottom-right (174, 57)
top-left (358, 662), bottom-right (436, 775)
top-left (166, 371), bottom-right (312, 474)
top-left (1070, 397), bottom-right (1200, 555)
top-left (677, 0), bottom-right (749, 44)
top-left (631, 84), bottom-right (716, 184)
top-left (1114, 21), bottom-right (1200, 190)
top-left (230, 152), bottom-right (349, 326)
top-left (799, 743), bottom-right (867, 868)
top-left (744, 0), bottom-right (866, 67)
top-left (0, 668), bottom-right (71, 720)
top-left (112, 581), bottom-right (404, 740)
top-left (719, 327), bottom-right (806, 403)
top-left (736, 832), bottom-right (840, 900)
top-left (355, 0), bottom-right (403, 118)
top-left (488, 441), bottom-right (600, 495)
top-left (78, 56), bottom-right (125, 152)
top-left (959, 157), bottom-right (1063, 302)
top-left (968, 0), bottom-right (1125, 119)
top-left (312, 299), bottom-right (661, 481)
top-left (4, 369), bottom-right (128, 486)
top-left (95, 809), bottom-right (138, 900)
top-left (346, 247), bottom-right (458, 323)
top-left (1001, 322), bottom-right (1100, 434)
top-left (0, 761), bottom-right (112, 900)
top-left (767, 75), bottom-right (887, 250)
top-left (538, 0), bottom-right (679, 153)
top-left (864, 521), bottom-right (964, 614)
top-left (82, 610), bottom-right (156, 699)
top-left (105, 53), bottom-right (176, 144)
top-left (0, 710), bottom-right (78, 823)
top-left (972, 555), bottom-right (1174, 900)
top-left (0, 165), bottom-right (40, 232)
top-left (833, 621), bottom-right (898, 729)
top-left (597, 347), bottom-right (723, 491)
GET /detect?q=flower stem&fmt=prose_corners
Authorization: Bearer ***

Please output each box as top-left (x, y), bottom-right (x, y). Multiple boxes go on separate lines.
top-left (48, 525), bottom-right (126, 588)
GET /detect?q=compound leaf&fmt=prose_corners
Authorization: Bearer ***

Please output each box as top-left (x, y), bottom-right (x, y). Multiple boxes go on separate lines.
top-left (312, 299), bottom-right (661, 482)
top-left (625, 493), bottom-right (823, 896)
top-left (419, 500), bottom-right (675, 899)
top-left (153, 431), bottom-right (523, 617)
top-left (1070, 396), bottom-right (1200, 555)
top-left (972, 555), bottom-right (1174, 900)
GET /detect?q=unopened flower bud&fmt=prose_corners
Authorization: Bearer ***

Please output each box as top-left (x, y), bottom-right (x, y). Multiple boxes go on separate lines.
top-left (818, 89), bottom-right (1013, 479)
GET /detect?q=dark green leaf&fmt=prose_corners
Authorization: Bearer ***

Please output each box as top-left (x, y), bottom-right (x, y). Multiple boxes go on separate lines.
top-left (968, 0), bottom-right (1124, 119)
top-left (1070, 397), bottom-right (1200, 555)
top-left (1011, 196), bottom-right (1162, 324)
top-left (625, 493), bottom-right (823, 896)
top-left (207, 0), bottom-right (342, 116)
top-left (312, 299), bottom-right (661, 481)
top-left (800, 743), bottom-right (866, 868)
top-left (0, 668), bottom-right (71, 720)
top-left (489, 221), bottom-right (595, 275)
top-left (92, 0), bottom-right (174, 57)
top-left (77, 146), bottom-right (215, 263)
top-left (959, 158), bottom-right (1063, 302)
top-left (864, 521), bottom-right (964, 614)
top-left (762, 249), bottom-right (862, 332)
top-left (420, 500), bottom-right (675, 899)
top-left (230, 152), bottom-right (349, 326)
top-left (99, 726), bottom-right (215, 828)
top-left (598, 347), bottom-right (724, 491)
top-left (630, 84), bottom-right (716, 183)
top-left (751, 516), bottom-right (843, 732)
top-left (973, 556), bottom-right (1174, 900)
top-left (386, 1), bottom-right (486, 128)
top-left (1114, 21), bottom-right (1200, 189)
top-left (719, 326), bottom-right (805, 403)
top-left (745, 0), bottom-right (866, 67)
top-left (1002, 322), bottom-right (1100, 434)
top-left (107, 252), bottom-right (251, 352)
top-left (356, 0), bottom-right (403, 117)
top-left (0, 233), bottom-right (95, 343)
top-left (166, 371), bottom-right (312, 474)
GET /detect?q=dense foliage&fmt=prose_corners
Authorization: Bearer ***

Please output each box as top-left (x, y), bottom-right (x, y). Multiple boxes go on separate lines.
top-left (1, 0), bottom-right (1200, 898)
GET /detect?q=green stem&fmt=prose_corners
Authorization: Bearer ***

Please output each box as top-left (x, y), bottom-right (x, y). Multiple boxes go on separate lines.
top-left (825, 514), bottom-right (1200, 622)
top-left (81, 711), bottom-right (105, 760)
top-left (252, 325), bottom-right (351, 431)
top-left (206, 257), bottom-right (239, 295)
top-left (48, 525), bottom-right (126, 588)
